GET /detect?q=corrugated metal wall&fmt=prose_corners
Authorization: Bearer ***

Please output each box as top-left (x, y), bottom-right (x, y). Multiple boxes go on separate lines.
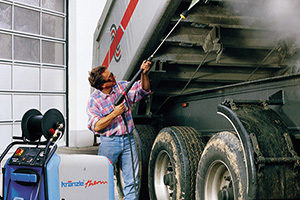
top-left (0, 0), bottom-right (67, 149)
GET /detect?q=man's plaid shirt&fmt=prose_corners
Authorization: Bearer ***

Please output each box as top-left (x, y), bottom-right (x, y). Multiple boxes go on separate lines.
top-left (87, 80), bottom-right (150, 136)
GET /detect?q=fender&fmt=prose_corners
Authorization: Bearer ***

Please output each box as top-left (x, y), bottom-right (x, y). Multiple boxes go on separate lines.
top-left (217, 103), bottom-right (257, 200)
top-left (217, 99), bottom-right (300, 199)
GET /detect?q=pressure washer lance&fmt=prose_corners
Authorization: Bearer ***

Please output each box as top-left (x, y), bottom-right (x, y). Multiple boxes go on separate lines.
top-left (114, 1), bottom-right (201, 106)
top-left (114, 0), bottom-right (207, 106)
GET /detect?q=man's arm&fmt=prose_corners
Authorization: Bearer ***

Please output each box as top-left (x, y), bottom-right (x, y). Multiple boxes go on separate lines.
top-left (94, 103), bottom-right (126, 132)
top-left (141, 60), bottom-right (151, 91)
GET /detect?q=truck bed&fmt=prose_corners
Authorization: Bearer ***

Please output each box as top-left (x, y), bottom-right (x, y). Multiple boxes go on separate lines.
top-left (148, 0), bottom-right (300, 113)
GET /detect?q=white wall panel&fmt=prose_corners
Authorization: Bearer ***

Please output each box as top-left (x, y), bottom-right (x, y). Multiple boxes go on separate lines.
top-left (41, 95), bottom-right (65, 115)
top-left (13, 65), bottom-right (39, 91)
top-left (0, 124), bottom-right (12, 147)
top-left (0, 95), bottom-right (11, 121)
top-left (41, 68), bottom-right (65, 91)
top-left (0, 64), bottom-right (11, 90)
top-left (12, 123), bottom-right (21, 137)
top-left (13, 95), bottom-right (39, 120)
top-left (68, 0), bottom-right (105, 147)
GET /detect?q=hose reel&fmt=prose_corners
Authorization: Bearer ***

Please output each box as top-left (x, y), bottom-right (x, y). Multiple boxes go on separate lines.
top-left (21, 108), bottom-right (65, 142)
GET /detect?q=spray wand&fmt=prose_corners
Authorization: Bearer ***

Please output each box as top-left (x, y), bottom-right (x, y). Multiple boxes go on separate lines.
top-left (114, 0), bottom-right (203, 107)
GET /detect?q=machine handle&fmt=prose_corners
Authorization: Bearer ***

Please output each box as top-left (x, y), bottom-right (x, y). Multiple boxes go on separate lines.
top-left (12, 136), bottom-right (23, 140)
top-left (0, 142), bottom-right (25, 164)
top-left (11, 172), bottom-right (38, 183)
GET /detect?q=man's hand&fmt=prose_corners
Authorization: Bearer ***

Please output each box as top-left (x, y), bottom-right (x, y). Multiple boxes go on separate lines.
top-left (113, 102), bottom-right (126, 117)
top-left (94, 103), bottom-right (126, 132)
top-left (141, 60), bottom-right (151, 74)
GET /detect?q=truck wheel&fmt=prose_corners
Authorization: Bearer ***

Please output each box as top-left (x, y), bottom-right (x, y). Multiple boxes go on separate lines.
top-left (195, 131), bottom-right (247, 200)
top-left (116, 125), bottom-right (157, 200)
top-left (148, 126), bottom-right (205, 200)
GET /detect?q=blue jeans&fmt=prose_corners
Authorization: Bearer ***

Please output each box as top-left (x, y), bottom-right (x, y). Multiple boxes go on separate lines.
top-left (98, 132), bottom-right (139, 200)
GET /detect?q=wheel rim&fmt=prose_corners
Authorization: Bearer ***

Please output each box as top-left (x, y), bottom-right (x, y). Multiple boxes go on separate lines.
top-left (205, 160), bottom-right (234, 200)
top-left (154, 150), bottom-right (175, 199)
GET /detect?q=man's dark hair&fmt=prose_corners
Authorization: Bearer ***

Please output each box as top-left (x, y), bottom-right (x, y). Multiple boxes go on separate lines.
top-left (88, 66), bottom-right (107, 90)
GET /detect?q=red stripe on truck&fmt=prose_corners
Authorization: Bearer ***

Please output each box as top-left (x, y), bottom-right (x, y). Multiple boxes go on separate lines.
top-left (115, 27), bottom-right (124, 44)
top-left (102, 53), bottom-right (109, 68)
top-left (101, 0), bottom-right (139, 68)
top-left (121, 0), bottom-right (139, 30)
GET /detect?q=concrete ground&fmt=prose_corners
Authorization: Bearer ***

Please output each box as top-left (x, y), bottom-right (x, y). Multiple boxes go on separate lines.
top-left (57, 145), bottom-right (99, 155)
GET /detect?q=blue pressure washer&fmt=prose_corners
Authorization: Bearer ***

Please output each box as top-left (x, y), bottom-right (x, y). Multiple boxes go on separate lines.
top-left (0, 109), bottom-right (114, 200)
top-left (0, 108), bottom-right (64, 200)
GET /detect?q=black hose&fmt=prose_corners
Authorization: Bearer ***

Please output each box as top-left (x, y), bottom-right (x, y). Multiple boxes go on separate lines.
top-left (122, 93), bottom-right (138, 199)
top-left (125, 123), bottom-right (138, 199)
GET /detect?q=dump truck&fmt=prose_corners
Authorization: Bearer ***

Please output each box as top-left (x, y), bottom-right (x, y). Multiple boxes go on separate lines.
top-left (92, 0), bottom-right (300, 199)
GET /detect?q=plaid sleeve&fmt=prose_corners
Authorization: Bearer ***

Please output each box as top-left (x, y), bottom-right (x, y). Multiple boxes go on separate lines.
top-left (127, 80), bottom-right (151, 104)
top-left (87, 97), bottom-right (101, 132)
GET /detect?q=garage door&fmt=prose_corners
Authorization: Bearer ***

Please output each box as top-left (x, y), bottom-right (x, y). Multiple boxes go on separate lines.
top-left (0, 0), bottom-right (67, 149)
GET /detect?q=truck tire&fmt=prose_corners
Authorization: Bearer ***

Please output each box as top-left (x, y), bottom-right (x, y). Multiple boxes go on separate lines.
top-left (195, 131), bottom-right (247, 200)
top-left (148, 126), bottom-right (205, 200)
top-left (116, 124), bottom-right (157, 200)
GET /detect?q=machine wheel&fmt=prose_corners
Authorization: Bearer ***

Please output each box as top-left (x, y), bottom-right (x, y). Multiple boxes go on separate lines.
top-left (116, 124), bottom-right (157, 200)
top-left (195, 131), bottom-right (247, 200)
top-left (148, 126), bottom-right (205, 200)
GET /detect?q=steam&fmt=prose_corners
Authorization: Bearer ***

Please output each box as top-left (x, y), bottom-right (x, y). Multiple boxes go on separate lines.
top-left (224, 0), bottom-right (300, 71)
top-left (226, 0), bottom-right (300, 42)
top-left (263, 0), bottom-right (300, 46)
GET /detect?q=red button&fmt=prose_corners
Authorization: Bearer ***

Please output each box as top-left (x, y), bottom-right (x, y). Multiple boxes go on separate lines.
top-left (15, 148), bottom-right (24, 156)
top-left (49, 128), bottom-right (55, 135)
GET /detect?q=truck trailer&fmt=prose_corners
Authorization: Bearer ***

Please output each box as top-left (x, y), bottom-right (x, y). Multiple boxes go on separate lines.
top-left (92, 0), bottom-right (300, 199)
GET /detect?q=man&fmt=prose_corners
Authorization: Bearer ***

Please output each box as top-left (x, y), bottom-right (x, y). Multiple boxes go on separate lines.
top-left (87, 60), bottom-right (151, 200)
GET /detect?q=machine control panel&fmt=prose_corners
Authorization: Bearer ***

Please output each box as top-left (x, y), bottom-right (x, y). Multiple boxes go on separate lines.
top-left (8, 147), bottom-right (46, 167)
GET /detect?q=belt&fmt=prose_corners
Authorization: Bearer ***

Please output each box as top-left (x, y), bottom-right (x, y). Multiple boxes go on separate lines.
top-left (100, 132), bottom-right (133, 138)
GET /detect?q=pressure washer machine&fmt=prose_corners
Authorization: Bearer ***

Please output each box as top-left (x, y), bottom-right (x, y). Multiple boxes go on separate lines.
top-left (0, 108), bottom-right (114, 200)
